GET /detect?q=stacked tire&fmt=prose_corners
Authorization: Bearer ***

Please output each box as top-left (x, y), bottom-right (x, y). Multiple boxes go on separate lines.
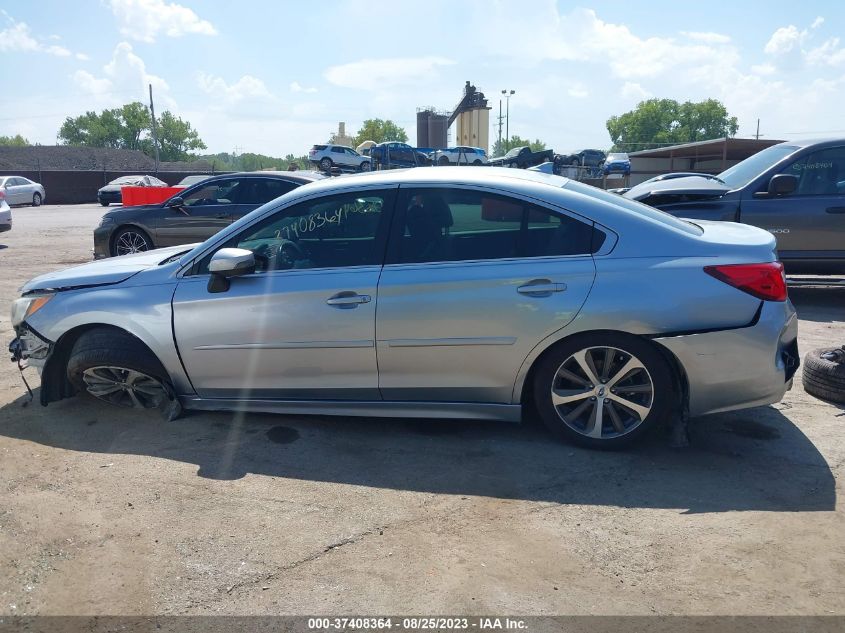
top-left (802, 346), bottom-right (845, 404)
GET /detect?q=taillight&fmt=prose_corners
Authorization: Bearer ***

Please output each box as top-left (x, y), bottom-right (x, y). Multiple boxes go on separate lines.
top-left (0, 190), bottom-right (5, 200)
top-left (704, 262), bottom-right (787, 302)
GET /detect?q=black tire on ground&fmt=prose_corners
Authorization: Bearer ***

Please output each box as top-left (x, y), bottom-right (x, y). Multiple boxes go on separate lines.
top-left (802, 347), bottom-right (845, 404)
top-left (532, 332), bottom-right (674, 449)
top-left (438, 156), bottom-right (450, 166)
top-left (319, 157), bottom-right (333, 171)
top-left (66, 328), bottom-right (173, 409)
top-left (473, 159), bottom-right (482, 165)
top-left (111, 226), bottom-right (153, 257)
top-left (32, 192), bottom-right (42, 206)
top-left (100, 202), bottom-right (109, 207)
top-left (359, 161), bottom-right (370, 172)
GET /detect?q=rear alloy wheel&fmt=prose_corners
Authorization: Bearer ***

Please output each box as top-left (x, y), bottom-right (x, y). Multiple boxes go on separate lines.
top-left (360, 161), bottom-right (371, 172)
top-left (32, 192), bottom-right (42, 207)
top-left (533, 334), bottom-right (673, 448)
top-left (112, 227), bottom-right (152, 256)
top-left (319, 157), bottom-right (333, 171)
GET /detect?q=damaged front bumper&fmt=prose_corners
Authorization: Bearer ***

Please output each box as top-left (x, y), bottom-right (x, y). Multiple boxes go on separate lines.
top-left (9, 324), bottom-right (52, 371)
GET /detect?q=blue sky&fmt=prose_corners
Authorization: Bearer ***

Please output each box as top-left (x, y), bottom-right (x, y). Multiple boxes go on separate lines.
top-left (2, 0), bottom-right (845, 156)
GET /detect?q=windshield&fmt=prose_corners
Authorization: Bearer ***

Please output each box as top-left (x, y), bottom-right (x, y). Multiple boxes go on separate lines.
top-left (608, 153), bottom-right (627, 161)
top-left (110, 176), bottom-right (142, 185)
top-left (718, 144), bottom-right (799, 189)
top-left (504, 147), bottom-right (524, 158)
top-left (566, 179), bottom-right (703, 235)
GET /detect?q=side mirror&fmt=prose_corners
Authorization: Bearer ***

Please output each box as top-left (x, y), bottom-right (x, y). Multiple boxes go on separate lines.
top-left (207, 248), bottom-right (255, 293)
top-left (767, 174), bottom-right (798, 196)
top-left (167, 196), bottom-right (185, 208)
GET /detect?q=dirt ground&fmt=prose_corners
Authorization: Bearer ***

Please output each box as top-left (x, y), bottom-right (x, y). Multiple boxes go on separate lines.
top-left (0, 203), bottom-right (843, 616)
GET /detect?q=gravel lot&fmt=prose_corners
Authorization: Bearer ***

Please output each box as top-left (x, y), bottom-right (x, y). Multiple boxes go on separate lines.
top-left (0, 204), bottom-right (843, 616)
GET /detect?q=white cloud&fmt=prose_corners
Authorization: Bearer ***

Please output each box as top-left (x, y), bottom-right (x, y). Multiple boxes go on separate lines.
top-left (681, 31), bottom-right (731, 44)
top-left (751, 63), bottom-right (777, 75)
top-left (764, 25), bottom-right (806, 55)
top-left (105, 0), bottom-right (217, 43)
top-left (567, 83), bottom-right (589, 98)
top-left (0, 14), bottom-right (77, 57)
top-left (72, 42), bottom-right (170, 107)
top-left (811, 16), bottom-right (825, 30)
top-left (324, 56), bottom-right (455, 91)
top-left (805, 38), bottom-right (845, 67)
top-left (620, 81), bottom-right (651, 101)
top-left (197, 73), bottom-right (271, 101)
top-left (474, 6), bottom-right (738, 80)
top-left (76, 52), bottom-right (90, 61)
top-left (290, 81), bottom-right (317, 94)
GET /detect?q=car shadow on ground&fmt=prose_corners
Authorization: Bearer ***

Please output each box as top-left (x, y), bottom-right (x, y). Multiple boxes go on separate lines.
top-left (789, 286), bottom-right (845, 323)
top-left (0, 393), bottom-right (834, 514)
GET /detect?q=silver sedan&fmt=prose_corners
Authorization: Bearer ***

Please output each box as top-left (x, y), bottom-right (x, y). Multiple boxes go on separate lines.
top-left (9, 168), bottom-right (798, 448)
top-left (0, 176), bottom-right (46, 206)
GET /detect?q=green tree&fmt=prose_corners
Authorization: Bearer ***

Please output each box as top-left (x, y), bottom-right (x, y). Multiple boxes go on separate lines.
top-left (0, 134), bottom-right (30, 146)
top-left (352, 119), bottom-right (408, 146)
top-left (606, 98), bottom-right (738, 151)
top-left (154, 111), bottom-right (207, 162)
top-left (491, 135), bottom-right (546, 157)
top-left (119, 102), bottom-right (152, 151)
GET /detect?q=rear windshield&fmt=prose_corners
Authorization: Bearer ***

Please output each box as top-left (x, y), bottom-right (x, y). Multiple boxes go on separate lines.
top-left (564, 180), bottom-right (703, 235)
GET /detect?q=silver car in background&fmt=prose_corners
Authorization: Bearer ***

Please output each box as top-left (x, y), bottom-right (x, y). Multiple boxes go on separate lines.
top-left (0, 176), bottom-right (46, 206)
top-left (0, 194), bottom-right (11, 232)
top-left (9, 168), bottom-right (798, 448)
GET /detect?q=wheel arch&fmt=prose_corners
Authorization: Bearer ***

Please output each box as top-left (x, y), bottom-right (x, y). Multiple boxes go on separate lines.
top-left (516, 328), bottom-right (689, 415)
top-left (40, 323), bottom-right (182, 406)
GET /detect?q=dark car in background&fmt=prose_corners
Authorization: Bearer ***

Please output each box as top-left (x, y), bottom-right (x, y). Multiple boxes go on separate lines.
top-left (561, 149), bottom-right (607, 168)
top-left (488, 146), bottom-right (554, 169)
top-left (94, 171), bottom-right (324, 258)
top-left (624, 138), bottom-right (845, 274)
top-left (369, 142), bottom-right (432, 169)
top-left (603, 152), bottom-right (631, 175)
top-left (97, 175), bottom-right (168, 206)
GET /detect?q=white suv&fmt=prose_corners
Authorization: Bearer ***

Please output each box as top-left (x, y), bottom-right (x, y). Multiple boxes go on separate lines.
top-left (309, 144), bottom-right (371, 172)
top-left (432, 146), bottom-right (488, 165)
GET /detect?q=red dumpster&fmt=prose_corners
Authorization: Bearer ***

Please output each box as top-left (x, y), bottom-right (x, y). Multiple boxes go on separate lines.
top-left (121, 186), bottom-right (182, 206)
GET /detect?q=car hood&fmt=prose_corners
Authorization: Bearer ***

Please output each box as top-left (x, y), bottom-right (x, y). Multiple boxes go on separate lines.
top-left (624, 175), bottom-right (730, 201)
top-left (21, 244), bottom-right (194, 294)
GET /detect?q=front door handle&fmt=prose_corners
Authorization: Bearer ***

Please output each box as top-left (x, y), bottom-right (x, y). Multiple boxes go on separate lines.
top-left (517, 279), bottom-right (567, 297)
top-left (326, 291), bottom-right (372, 309)
top-left (826, 207), bottom-right (845, 214)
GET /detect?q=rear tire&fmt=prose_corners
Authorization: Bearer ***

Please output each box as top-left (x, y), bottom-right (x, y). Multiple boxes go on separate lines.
top-left (319, 157), bottom-right (333, 171)
top-left (67, 329), bottom-right (176, 414)
top-left (802, 347), bottom-right (845, 404)
top-left (360, 161), bottom-right (371, 172)
top-left (100, 202), bottom-right (109, 207)
top-left (532, 333), bottom-right (674, 449)
top-left (32, 192), bottom-right (42, 207)
top-left (438, 156), bottom-right (450, 166)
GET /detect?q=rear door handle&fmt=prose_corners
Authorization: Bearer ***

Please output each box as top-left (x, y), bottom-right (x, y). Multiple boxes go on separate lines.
top-left (326, 292), bottom-right (372, 308)
top-left (826, 207), bottom-right (845, 214)
top-left (517, 279), bottom-right (567, 297)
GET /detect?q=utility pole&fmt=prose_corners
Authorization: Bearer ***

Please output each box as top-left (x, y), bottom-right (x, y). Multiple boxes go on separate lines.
top-left (755, 118), bottom-right (761, 140)
top-left (502, 89), bottom-right (515, 150)
top-left (148, 83), bottom-right (160, 174)
top-left (497, 99), bottom-right (503, 150)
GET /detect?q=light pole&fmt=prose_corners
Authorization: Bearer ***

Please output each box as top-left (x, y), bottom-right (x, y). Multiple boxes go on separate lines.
top-left (502, 89), bottom-right (515, 150)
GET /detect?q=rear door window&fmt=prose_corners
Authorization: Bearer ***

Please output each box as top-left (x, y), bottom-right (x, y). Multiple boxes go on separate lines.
top-left (390, 188), bottom-right (601, 265)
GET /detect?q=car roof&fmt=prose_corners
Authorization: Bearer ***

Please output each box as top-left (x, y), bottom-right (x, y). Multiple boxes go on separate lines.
top-left (212, 170), bottom-right (326, 183)
top-left (776, 137), bottom-right (845, 149)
